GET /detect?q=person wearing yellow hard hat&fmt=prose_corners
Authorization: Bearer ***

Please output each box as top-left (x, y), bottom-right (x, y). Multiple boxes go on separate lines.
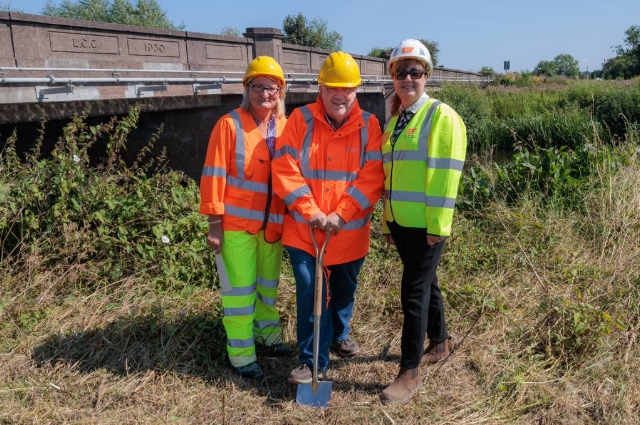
top-left (272, 52), bottom-right (384, 384)
top-left (378, 39), bottom-right (467, 404)
top-left (200, 56), bottom-right (290, 379)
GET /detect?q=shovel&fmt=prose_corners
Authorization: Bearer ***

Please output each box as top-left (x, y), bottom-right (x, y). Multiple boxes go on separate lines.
top-left (296, 228), bottom-right (332, 408)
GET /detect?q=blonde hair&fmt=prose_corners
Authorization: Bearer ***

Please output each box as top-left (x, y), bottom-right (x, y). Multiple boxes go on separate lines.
top-left (240, 76), bottom-right (286, 118)
top-left (389, 59), bottom-right (428, 116)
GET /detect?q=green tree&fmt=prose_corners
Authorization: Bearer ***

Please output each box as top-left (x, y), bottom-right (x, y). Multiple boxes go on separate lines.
top-left (534, 54), bottom-right (580, 77)
top-left (367, 46), bottom-right (390, 58)
top-left (478, 66), bottom-right (495, 77)
top-left (534, 60), bottom-right (556, 77)
top-left (418, 39), bottom-right (439, 67)
top-left (42, 0), bottom-right (184, 30)
top-left (282, 13), bottom-right (342, 51)
top-left (603, 25), bottom-right (640, 79)
top-left (603, 54), bottom-right (639, 79)
top-left (218, 26), bottom-right (241, 37)
top-left (553, 54), bottom-right (580, 77)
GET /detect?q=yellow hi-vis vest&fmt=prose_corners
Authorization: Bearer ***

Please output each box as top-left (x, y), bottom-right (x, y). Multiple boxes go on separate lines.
top-left (382, 98), bottom-right (467, 236)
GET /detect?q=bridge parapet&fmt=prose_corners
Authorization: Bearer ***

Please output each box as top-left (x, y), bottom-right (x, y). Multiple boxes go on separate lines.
top-left (0, 12), bottom-right (486, 123)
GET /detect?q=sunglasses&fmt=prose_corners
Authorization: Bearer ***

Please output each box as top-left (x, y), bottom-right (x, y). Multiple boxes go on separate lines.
top-left (393, 68), bottom-right (426, 80)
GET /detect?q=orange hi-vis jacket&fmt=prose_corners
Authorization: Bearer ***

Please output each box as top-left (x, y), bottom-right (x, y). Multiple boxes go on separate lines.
top-left (272, 97), bottom-right (384, 265)
top-left (199, 108), bottom-right (287, 243)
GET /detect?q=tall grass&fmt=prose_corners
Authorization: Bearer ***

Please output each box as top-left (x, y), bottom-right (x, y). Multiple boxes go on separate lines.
top-left (434, 80), bottom-right (640, 152)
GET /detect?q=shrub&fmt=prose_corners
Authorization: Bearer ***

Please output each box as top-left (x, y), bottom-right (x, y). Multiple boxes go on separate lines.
top-left (0, 107), bottom-right (215, 295)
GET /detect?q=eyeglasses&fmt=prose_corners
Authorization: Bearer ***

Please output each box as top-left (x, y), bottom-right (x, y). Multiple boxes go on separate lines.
top-left (249, 84), bottom-right (281, 95)
top-left (393, 68), bottom-right (426, 80)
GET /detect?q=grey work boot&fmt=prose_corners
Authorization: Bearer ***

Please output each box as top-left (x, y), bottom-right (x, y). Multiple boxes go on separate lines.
top-left (234, 362), bottom-right (264, 379)
top-left (420, 339), bottom-right (450, 366)
top-left (380, 367), bottom-right (422, 404)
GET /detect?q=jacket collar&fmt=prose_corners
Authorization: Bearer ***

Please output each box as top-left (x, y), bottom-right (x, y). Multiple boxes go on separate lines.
top-left (399, 92), bottom-right (430, 115)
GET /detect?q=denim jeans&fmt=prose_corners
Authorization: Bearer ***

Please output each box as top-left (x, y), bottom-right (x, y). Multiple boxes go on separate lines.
top-left (286, 246), bottom-right (364, 370)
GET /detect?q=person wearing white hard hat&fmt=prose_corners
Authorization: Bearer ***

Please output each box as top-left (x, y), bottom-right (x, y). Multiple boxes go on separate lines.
top-left (379, 39), bottom-right (467, 404)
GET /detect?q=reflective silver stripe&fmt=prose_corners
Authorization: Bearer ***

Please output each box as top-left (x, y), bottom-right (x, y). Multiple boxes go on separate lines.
top-left (224, 305), bottom-right (255, 316)
top-left (254, 320), bottom-right (280, 330)
top-left (304, 169), bottom-right (357, 182)
top-left (385, 151), bottom-right (464, 169)
top-left (288, 210), bottom-right (371, 230)
top-left (299, 106), bottom-right (315, 180)
top-left (342, 213), bottom-right (372, 230)
top-left (384, 153), bottom-right (462, 171)
top-left (364, 151), bottom-right (382, 161)
top-left (202, 166), bottom-right (226, 177)
top-left (426, 196), bottom-right (457, 209)
top-left (385, 190), bottom-right (425, 203)
top-left (385, 190), bottom-right (456, 209)
top-left (222, 282), bottom-right (257, 296)
top-left (360, 111), bottom-right (371, 167)
top-left (418, 101), bottom-right (442, 153)
top-left (273, 145), bottom-right (299, 160)
top-left (283, 185), bottom-right (311, 206)
top-left (227, 337), bottom-right (254, 348)
top-left (268, 213), bottom-right (284, 224)
top-left (288, 210), bottom-right (308, 224)
top-left (257, 276), bottom-right (279, 289)
top-left (383, 150), bottom-right (424, 164)
top-left (224, 204), bottom-right (265, 221)
top-left (346, 186), bottom-right (371, 210)
top-left (257, 293), bottom-right (276, 307)
top-left (226, 175), bottom-right (268, 193)
top-left (427, 157), bottom-right (465, 171)
top-left (224, 205), bottom-right (283, 223)
top-left (229, 110), bottom-right (246, 180)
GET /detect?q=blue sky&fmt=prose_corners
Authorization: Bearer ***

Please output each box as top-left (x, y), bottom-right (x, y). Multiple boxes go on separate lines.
top-left (14, 0), bottom-right (640, 73)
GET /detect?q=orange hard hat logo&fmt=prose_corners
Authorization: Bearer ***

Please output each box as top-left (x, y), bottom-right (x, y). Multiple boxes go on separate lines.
top-left (401, 47), bottom-right (415, 54)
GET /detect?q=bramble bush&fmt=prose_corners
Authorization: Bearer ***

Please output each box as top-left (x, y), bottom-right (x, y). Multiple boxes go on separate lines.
top-left (0, 107), bottom-right (215, 294)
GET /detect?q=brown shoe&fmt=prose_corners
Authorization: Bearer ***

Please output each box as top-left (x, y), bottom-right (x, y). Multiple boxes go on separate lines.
top-left (380, 367), bottom-right (422, 404)
top-left (330, 338), bottom-right (360, 357)
top-left (420, 339), bottom-right (450, 366)
top-left (288, 364), bottom-right (327, 384)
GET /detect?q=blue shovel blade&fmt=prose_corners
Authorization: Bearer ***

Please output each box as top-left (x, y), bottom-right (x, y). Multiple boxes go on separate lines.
top-left (296, 381), bottom-right (332, 408)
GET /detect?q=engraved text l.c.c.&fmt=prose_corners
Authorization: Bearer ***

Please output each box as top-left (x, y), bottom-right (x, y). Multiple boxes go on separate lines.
top-left (72, 38), bottom-right (100, 49)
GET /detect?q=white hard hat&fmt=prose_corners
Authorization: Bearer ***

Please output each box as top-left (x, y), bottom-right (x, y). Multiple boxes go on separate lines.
top-left (388, 39), bottom-right (433, 77)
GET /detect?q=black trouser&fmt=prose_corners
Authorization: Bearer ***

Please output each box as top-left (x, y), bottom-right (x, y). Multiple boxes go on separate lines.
top-left (388, 220), bottom-right (449, 369)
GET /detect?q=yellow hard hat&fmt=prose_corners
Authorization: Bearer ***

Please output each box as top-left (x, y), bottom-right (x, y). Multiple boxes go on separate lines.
top-left (243, 56), bottom-right (286, 88)
top-left (317, 52), bottom-right (361, 87)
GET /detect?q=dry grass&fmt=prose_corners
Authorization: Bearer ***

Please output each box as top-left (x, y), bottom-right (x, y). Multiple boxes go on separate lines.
top-left (2, 164), bottom-right (639, 425)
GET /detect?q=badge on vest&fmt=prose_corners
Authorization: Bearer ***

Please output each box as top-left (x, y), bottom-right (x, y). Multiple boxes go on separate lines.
top-left (406, 128), bottom-right (417, 136)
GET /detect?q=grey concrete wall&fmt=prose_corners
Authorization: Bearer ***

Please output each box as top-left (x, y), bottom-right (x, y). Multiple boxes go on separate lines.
top-left (0, 13), bottom-right (483, 113)
top-left (1, 92), bottom-right (386, 180)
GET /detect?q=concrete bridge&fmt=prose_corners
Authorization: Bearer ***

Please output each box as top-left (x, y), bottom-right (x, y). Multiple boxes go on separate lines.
top-left (0, 12), bottom-right (486, 176)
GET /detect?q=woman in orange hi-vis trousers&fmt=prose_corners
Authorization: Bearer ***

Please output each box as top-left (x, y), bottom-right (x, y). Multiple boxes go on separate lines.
top-left (199, 56), bottom-right (289, 379)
